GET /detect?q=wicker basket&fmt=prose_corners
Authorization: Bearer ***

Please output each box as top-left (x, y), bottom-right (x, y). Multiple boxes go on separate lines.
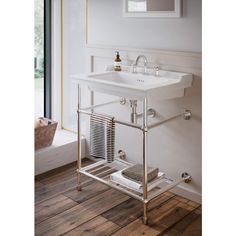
top-left (35, 117), bottom-right (58, 150)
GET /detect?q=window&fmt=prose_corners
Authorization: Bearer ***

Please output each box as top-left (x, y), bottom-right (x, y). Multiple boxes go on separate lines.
top-left (34, 0), bottom-right (51, 118)
top-left (35, 0), bottom-right (44, 117)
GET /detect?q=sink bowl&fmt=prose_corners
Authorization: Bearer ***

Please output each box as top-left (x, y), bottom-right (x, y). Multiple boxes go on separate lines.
top-left (73, 70), bottom-right (192, 100)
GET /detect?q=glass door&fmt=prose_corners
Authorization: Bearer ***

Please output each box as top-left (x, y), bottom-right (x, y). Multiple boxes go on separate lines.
top-left (34, 0), bottom-right (44, 118)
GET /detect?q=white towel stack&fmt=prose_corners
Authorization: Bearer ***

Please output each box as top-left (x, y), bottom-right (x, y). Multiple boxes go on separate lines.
top-left (110, 170), bottom-right (165, 193)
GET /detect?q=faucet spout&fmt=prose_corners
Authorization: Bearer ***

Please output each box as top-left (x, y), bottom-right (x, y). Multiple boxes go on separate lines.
top-left (135, 55), bottom-right (147, 66)
top-left (132, 55), bottom-right (148, 74)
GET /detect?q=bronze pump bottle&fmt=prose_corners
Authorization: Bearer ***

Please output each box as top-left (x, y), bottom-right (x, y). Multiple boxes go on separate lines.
top-left (114, 51), bottom-right (122, 71)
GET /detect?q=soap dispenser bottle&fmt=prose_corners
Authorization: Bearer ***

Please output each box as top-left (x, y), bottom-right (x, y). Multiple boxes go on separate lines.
top-left (114, 51), bottom-right (122, 71)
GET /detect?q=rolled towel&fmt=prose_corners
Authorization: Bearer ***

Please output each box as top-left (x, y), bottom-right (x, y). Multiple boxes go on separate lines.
top-left (122, 164), bottom-right (158, 183)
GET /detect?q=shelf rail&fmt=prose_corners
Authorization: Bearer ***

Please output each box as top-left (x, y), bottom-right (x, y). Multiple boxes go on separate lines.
top-left (147, 174), bottom-right (191, 202)
top-left (78, 109), bottom-right (192, 131)
top-left (148, 109), bottom-right (192, 129)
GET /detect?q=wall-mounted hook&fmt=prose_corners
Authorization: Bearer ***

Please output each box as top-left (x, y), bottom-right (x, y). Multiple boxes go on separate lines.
top-left (118, 150), bottom-right (126, 160)
top-left (147, 108), bottom-right (157, 118)
top-left (183, 109), bottom-right (192, 120)
top-left (181, 172), bottom-right (192, 183)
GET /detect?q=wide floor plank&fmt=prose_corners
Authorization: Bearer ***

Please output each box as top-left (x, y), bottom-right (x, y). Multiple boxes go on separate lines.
top-left (149, 200), bottom-right (200, 235)
top-left (35, 181), bottom-right (44, 191)
top-left (64, 216), bottom-right (120, 236)
top-left (64, 180), bottom-right (109, 203)
top-left (35, 162), bottom-right (77, 184)
top-left (102, 198), bottom-right (142, 227)
top-left (110, 196), bottom-right (180, 235)
top-left (35, 158), bottom-right (93, 186)
top-left (181, 215), bottom-right (202, 236)
top-left (36, 201), bottom-right (97, 236)
top-left (162, 207), bottom-right (201, 236)
top-left (111, 218), bottom-right (159, 236)
top-left (35, 176), bottom-right (79, 203)
top-left (148, 196), bottom-right (180, 225)
top-left (102, 192), bottom-right (174, 227)
top-left (35, 174), bottom-right (95, 203)
top-left (35, 194), bottom-right (78, 224)
top-left (35, 189), bottom-right (129, 236)
top-left (35, 159), bottom-right (202, 236)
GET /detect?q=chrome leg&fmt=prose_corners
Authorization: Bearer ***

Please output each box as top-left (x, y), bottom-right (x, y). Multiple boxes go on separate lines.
top-left (91, 90), bottom-right (94, 113)
top-left (143, 202), bottom-right (148, 225)
top-left (77, 84), bottom-right (82, 191)
top-left (142, 97), bottom-right (148, 224)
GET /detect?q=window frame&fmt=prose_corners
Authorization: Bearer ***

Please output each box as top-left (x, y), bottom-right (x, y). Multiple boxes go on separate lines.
top-left (44, 0), bottom-right (52, 118)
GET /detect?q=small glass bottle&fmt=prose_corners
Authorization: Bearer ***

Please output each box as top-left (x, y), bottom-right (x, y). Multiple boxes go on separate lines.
top-left (114, 51), bottom-right (122, 71)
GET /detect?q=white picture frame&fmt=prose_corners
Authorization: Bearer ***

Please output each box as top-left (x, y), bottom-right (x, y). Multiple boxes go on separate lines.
top-left (123, 0), bottom-right (181, 18)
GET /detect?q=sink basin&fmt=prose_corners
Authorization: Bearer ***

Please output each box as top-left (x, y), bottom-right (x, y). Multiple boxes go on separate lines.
top-left (72, 70), bottom-right (192, 100)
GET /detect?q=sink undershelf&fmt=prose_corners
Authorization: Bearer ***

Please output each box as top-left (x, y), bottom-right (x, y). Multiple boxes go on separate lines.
top-left (79, 158), bottom-right (188, 202)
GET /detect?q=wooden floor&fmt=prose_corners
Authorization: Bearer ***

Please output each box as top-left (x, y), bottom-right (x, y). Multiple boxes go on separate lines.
top-left (35, 159), bottom-right (202, 236)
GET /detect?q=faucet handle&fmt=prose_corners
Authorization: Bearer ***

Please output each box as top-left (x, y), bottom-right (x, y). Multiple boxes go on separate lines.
top-left (130, 62), bottom-right (136, 73)
top-left (153, 66), bottom-right (159, 76)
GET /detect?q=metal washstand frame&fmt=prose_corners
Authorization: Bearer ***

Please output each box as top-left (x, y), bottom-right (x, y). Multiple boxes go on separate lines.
top-left (76, 86), bottom-right (192, 225)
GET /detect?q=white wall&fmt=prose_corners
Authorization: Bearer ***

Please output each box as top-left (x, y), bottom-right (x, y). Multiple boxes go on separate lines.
top-left (88, 0), bottom-right (202, 52)
top-left (63, 0), bottom-right (87, 131)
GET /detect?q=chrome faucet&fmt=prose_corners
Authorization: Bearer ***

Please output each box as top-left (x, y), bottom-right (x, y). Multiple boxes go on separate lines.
top-left (132, 55), bottom-right (148, 74)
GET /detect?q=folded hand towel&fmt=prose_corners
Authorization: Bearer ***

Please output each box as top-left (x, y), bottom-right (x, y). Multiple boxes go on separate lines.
top-left (122, 164), bottom-right (158, 183)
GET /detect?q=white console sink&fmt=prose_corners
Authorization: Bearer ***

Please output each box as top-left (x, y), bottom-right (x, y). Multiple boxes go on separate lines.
top-left (73, 70), bottom-right (192, 100)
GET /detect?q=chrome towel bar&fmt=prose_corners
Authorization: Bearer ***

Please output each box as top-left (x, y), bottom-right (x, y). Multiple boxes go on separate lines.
top-left (78, 109), bottom-right (191, 131)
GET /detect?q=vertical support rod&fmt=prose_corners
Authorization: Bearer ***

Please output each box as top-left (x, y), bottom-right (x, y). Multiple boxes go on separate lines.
top-left (91, 90), bottom-right (94, 113)
top-left (130, 100), bottom-right (138, 124)
top-left (142, 97), bottom-right (148, 224)
top-left (77, 84), bottom-right (82, 191)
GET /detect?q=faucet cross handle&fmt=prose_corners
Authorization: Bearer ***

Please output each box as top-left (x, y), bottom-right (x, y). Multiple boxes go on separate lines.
top-left (153, 66), bottom-right (159, 76)
top-left (130, 62), bottom-right (136, 73)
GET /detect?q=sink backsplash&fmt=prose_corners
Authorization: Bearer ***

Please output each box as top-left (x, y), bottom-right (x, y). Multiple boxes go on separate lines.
top-left (106, 64), bottom-right (159, 76)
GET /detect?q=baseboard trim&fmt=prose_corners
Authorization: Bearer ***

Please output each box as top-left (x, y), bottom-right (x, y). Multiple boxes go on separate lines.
top-left (171, 185), bottom-right (202, 203)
